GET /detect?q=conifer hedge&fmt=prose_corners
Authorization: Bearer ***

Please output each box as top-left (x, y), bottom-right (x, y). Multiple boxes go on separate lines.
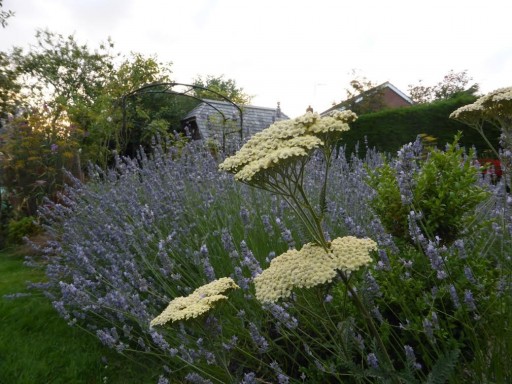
top-left (342, 94), bottom-right (500, 157)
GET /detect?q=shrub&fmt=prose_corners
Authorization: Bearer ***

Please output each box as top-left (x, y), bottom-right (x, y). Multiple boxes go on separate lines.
top-left (6, 216), bottom-right (40, 245)
top-left (368, 134), bottom-right (490, 245)
top-left (0, 107), bottom-right (83, 216)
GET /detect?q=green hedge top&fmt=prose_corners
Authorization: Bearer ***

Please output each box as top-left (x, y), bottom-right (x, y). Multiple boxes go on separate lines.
top-left (341, 94), bottom-right (500, 158)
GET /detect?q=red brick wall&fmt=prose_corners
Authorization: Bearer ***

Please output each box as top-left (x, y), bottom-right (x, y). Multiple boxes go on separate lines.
top-left (381, 88), bottom-right (411, 108)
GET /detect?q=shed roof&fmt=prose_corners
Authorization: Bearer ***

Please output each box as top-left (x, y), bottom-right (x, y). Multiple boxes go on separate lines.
top-left (182, 99), bottom-right (289, 144)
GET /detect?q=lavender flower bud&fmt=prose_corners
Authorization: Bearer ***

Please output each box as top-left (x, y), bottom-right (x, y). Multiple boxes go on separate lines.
top-left (367, 353), bottom-right (379, 369)
top-left (464, 289), bottom-right (477, 311)
top-left (449, 284), bottom-right (460, 309)
top-left (248, 322), bottom-right (269, 353)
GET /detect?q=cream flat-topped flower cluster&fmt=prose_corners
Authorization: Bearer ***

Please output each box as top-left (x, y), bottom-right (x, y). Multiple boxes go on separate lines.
top-left (219, 110), bottom-right (357, 182)
top-left (254, 236), bottom-right (376, 303)
top-left (450, 86), bottom-right (512, 124)
top-left (150, 277), bottom-right (239, 326)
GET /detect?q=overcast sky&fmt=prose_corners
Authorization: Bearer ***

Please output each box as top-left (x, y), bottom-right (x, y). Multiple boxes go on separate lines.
top-left (1, 0), bottom-right (511, 118)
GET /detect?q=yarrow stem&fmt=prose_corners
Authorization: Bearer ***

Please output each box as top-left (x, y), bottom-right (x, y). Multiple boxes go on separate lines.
top-left (338, 271), bottom-right (397, 380)
top-left (219, 110), bottom-right (399, 380)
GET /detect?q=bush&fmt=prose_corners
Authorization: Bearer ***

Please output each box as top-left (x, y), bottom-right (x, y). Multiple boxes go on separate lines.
top-left (368, 134), bottom-right (490, 245)
top-left (6, 216), bottom-right (40, 245)
top-left (0, 108), bottom-right (83, 216)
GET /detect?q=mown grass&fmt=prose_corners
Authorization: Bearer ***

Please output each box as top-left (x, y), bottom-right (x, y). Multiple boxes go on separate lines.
top-left (0, 246), bottom-right (159, 384)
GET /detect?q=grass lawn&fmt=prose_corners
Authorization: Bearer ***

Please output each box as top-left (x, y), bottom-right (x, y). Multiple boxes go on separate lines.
top-left (0, 246), bottom-right (159, 384)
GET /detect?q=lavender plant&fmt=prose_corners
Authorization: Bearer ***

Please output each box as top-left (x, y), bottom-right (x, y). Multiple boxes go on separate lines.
top-left (34, 141), bottom-right (302, 382)
top-left (34, 103), bottom-right (512, 383)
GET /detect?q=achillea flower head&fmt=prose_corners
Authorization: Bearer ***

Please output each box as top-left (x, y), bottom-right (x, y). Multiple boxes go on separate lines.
top-left (151, 277), bottom-right (239, 326)
top-left (219, 111), bottom-right (357, 182)
top-left (450, 86), bottom-right (512, 125)
top-left (254, 236), bottom-right (376, 303)
top-left (330, 236), bottom-right (377, 272)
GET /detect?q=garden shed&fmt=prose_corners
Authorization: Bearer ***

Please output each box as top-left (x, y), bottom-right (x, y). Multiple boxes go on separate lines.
top-left (181, 99), bottom-right (289, 148)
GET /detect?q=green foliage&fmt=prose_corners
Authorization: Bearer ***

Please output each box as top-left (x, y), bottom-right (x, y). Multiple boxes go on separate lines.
top-left (369, 134), bottom-right (490, 245)
top-left (81, 53), bottom-right (184, 162)
top-left (11, 29), bottom-right (115, 114)
top-left (3, 31), bottom-right (192, 167)
top-left (193, 74), bottom-right (252, 105)
top-left (1, 33), bottom-right (196, 216)
top-left (408, 70), bottom-right (478, 104)
top-left (0, 0), bottom-right (14, 28)
top-left (6, 215), bottom-right (40, 244)
top-left (0, 108), bottom-right (82, 216)
top-left (413, 138), bottom-right (489, 244)
top-left (426, 349), bottom-right (460, 384)
top-left (0, 51), bottom-right (21, 122)
top-left (367, 163), bottom-right (410, 239)
top-left (0, 187), bottom-right (13, 248)
top-left (342, 93), bottom-right (500, 158)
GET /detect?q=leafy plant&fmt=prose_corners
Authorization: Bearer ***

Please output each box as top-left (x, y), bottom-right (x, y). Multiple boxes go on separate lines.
top-left (0, 107), bottom-right (82, 216)
top-left (6, 215), bottom-right (40, 244)
top-left (368, 133), bottom-right (489, 245)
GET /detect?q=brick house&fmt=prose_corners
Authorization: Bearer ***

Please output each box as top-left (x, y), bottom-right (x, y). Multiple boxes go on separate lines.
top-left (321, 82), bottom-right (413, 116)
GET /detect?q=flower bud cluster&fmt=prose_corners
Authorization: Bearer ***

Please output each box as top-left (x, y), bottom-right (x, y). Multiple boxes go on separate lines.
top-left (450, 86), bottom-right (512, 125)
top-left (151, 277), bottom-right (239, 326)
top-left (219, 111), bottom-right (357, 182)
top-left (254, 236), bottom-right (376, 303)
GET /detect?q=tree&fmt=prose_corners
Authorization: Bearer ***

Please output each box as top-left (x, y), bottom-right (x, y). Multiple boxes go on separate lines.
top-left (3, 31), bottom-right (184, 165)
top-left (10, 30), bottom-right (116, 123)
top-left (0, 51), bottom-right (21, 125)
top-left (0, 31), bottom-right (183, 216)
top-left (0, 0), bottom-right (14, 28)
top-left (89, 53), bottom-right (190, 160)
top-left (192, 75), bottom-right (252, 105)
top-left (0, 106), bottom-right (82, 216)
top-left (408, 70), bottom-right (478, 104)
top-left (342, 70), bottom-right (385, 115)
top-left (345, 70), bottom-right (378, 100)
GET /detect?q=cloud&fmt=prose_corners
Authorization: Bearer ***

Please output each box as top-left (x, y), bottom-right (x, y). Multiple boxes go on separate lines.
top-left (2, 0), bottom-right (512, 117)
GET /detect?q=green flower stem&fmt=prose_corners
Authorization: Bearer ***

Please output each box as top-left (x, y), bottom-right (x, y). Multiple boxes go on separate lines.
top-left (338, 271), bottom-right (399, 382)
top-left (474, 123), bottom-right (500, 159)
top-left (300, 190), bottom-right (329, 249)
top-left (272, 145), bottom-right (399, 379)
top-left (280, 193), bottom-right (325, 247)
top-left (319, 148), bottom-right (333, 219)
top-left (286, 182), bottom-right (330, 250)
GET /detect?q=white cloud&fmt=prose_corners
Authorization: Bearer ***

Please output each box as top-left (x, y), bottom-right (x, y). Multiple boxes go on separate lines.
top-left (2, 0), bottom-right (512, 117)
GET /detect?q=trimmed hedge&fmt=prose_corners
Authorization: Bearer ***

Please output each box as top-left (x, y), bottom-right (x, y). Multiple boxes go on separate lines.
top-left (341, 94), bottom-right (500, 157)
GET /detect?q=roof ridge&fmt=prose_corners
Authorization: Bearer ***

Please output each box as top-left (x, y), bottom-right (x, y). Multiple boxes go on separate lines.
top-left (200, 98), bottom-right (283, 112)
